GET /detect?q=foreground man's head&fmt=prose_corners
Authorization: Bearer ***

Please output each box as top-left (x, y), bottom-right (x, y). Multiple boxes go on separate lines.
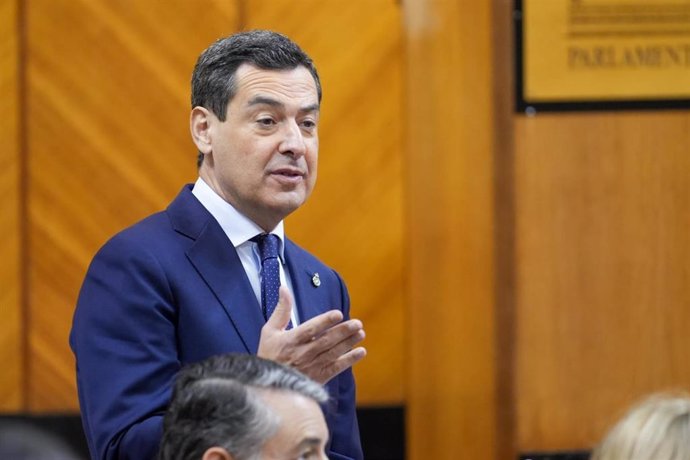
top-left (158, 353), bottom-right (329, 460)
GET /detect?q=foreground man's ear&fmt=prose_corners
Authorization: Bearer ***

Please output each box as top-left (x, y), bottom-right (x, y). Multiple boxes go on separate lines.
top-left (202, 446), bottom-right (234, 460)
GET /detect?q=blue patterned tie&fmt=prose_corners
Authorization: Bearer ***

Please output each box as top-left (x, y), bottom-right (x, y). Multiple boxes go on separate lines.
top-left (252, 234), bottom-right (281, 321)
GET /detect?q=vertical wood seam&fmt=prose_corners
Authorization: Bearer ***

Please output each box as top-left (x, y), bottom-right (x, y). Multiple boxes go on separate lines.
top-left (492, 0), bottom-right (517, 458)
top-left (17, 0), bottom-right (29, 412)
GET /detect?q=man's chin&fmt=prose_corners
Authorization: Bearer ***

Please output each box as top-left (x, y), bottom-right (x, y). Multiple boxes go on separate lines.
top-left (258, 196), bottom-right (306, 224)
top-left (274, 190), bottom-right (310, 209)
top-left (272, 200), bottom-right (305, 217)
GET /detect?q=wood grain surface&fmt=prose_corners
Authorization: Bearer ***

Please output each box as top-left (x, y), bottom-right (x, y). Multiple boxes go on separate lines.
top-left (25, 0), bottom-right (238, 409)
top-left (405, 0), bottom-right (499, 458)
top-left (0, 0), bottom-right (23, 411)
top-left (514, 112), bottom-right (690, 450)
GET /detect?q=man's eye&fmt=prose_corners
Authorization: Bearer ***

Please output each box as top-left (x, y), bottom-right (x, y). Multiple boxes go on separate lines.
top-left (257, 118), bottom-right (275, 126)
top-left (296, 448), bottom-right (319, 460)
top-left (301, 120), bottom-right (316, 129)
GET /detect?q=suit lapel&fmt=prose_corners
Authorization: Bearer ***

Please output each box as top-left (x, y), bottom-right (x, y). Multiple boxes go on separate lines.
top-left (285, 241), bottom-right (322, 323)
top-left (168, 186), bottom-right (265, 353)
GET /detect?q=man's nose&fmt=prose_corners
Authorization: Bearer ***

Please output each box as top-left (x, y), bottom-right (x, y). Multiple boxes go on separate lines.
top-left (278, 120), bottom-right (307, 157)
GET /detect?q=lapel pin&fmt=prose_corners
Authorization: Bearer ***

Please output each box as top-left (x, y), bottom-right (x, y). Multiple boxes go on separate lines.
top-left (311, 272), bottom-right (321, 287)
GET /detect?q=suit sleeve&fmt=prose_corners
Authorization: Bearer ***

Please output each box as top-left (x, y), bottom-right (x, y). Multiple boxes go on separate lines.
top-left (70, 235), bottom-right (179, 460)
top-left (326, 271), bottom-right (363, 460)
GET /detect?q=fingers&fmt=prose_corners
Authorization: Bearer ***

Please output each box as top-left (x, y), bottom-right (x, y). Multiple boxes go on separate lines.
top-left (291, 319), bottom-right (365, 369)
top-left (259, 298), bottom-right (367, 384)
top-left (308, 319), bottom-right (364, 355)
top-left (340, 347), bottom-right (367, 369)
top-left (316, 346), bottom-right (367, 384)
top-left (313, 324), bottom-right (365, 364)
top-left (292, 309), bottom-right (344, 343)
top-left (266, 286), bottom-right (293, 330)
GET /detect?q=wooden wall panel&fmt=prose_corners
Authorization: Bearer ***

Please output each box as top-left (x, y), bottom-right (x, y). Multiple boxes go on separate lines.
top-left (243, 0), bottom-right (405, 405)
top-left (405, 1), bottom-right (499, 458)
top-left (514, 112), bottom-right (690, 450)
top-left (0, 0), bottom-right (23, 411)
top-left (25, 0), bottom-right (239, 410)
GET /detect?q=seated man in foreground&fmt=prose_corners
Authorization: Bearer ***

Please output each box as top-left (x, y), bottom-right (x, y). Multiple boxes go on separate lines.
top-left (158, 353), bottom-right (330, 460)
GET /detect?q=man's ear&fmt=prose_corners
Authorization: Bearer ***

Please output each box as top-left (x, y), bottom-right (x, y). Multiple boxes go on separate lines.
top-left (190, 106), bottom-right (214, 155)
top-left (202, 446), bottom-right (233, 460)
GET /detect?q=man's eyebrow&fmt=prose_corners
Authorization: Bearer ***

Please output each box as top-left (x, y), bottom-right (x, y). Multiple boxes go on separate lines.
top-left (247, 95), bottom-right (283, 108)
top-left (247, 96), bottom-right (319, 113)
top-left (300, 103), bottom-right (320, 114)
top-left (296, 437), bottom-right (322, 449)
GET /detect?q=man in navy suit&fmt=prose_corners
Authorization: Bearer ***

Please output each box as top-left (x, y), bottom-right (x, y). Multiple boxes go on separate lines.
top-left (70, 30), bottom-right (366, 460)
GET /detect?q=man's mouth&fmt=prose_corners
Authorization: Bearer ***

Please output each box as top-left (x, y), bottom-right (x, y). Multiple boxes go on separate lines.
top-left (269, 167), bottom-right (305, 183)
top-left (271, 167), bottom-right (305, 178)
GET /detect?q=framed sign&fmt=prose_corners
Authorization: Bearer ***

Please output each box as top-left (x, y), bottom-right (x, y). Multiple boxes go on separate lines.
top-left (515, 0), bottom-right (690, 112)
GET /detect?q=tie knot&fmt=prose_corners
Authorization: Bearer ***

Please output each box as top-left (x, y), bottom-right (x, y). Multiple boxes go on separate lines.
top-left (252, 233), bottom-right (280, 262)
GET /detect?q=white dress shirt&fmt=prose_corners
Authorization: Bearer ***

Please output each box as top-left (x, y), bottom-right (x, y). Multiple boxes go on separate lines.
top-left (191, 177), bottom-right (300, 326)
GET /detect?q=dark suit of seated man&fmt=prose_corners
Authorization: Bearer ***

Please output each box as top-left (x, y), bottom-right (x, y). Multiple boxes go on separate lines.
top-left (70, 30), bottom-right (366, 460)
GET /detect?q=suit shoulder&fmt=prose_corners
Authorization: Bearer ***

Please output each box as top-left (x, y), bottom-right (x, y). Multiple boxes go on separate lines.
top-left (111, 211), bottom-right (170, 242)
top-left (94, 211), bottom-right (179, 259)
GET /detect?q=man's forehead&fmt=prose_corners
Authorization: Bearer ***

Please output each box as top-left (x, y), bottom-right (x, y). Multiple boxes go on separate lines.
top-left (257, 389), bottom-right (328, 456)
top-left (234, 64), bottom-right (319, 100)
top-left (256, 389), bottom-right (324, 421)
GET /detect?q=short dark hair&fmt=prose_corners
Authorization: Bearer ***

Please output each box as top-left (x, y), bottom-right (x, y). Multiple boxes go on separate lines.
top-left (158, 353), bottom-right (328, 460)
top-left (191, 30), bottom-right (321, 167)
top-left (192, 29), bottom-right (321, 117)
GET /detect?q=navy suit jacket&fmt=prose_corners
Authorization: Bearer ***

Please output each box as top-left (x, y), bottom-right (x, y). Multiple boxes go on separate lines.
top-left (70, 185), bottom-right (362, 460)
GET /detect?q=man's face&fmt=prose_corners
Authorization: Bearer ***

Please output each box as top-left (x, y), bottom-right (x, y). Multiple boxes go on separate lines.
top-left (196, 63), bottom-right (319, 231)
top-left (259, 390), bottom-right (329, 460)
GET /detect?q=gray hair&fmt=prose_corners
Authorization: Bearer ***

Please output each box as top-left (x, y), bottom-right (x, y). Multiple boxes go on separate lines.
top-left (592, 393), bottom-right (690, 460)
top-left (158, 353), bottom-right (328, 460)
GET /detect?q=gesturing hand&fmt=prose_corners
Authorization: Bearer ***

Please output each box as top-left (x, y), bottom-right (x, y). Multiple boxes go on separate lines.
top-left (257, 286), bottom-right (366, 384)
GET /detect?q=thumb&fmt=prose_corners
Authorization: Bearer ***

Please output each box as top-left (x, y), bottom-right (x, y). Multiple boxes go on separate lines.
top-left (267, 286), bottom-right (293, 330)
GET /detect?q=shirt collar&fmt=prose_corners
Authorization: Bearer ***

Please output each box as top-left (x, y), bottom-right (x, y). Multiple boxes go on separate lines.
top-left (191, 177), bottom-right (286, 260)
